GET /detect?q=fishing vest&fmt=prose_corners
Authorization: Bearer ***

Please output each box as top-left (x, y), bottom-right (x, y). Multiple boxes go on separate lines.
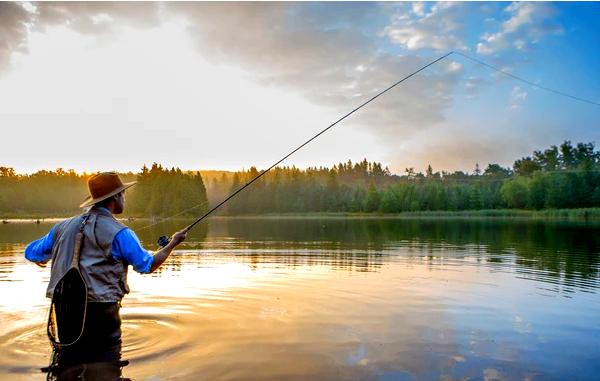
top-left (46, 207), bottom-right (130, 302)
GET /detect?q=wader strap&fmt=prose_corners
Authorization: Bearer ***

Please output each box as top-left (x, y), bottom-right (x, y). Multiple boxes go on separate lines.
top-left (69, 214), bottom-right (90, 269)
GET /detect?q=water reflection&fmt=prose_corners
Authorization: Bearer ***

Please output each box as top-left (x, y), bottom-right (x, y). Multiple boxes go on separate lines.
top-left (0, 217), bottom-right (599, 380)
top-left (44, 350), bottom-right (129, 381)
top-left (129, 217), bottom-right (600, 291)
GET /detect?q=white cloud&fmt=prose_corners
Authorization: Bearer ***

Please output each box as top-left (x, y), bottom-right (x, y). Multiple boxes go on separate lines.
top-left (161, 3), bottom-right (464, 143)
top-left (0, 2), bottom-right (574, 175)
top-left (513, 39), bottom-right (526, 50)
top-left (384, 2), bottom-right (467, 52)
top-left (0, 2), bottom-right (32, 72)
top-left (475, 43), bottom-right (492, 55)
top-left (477, 2), bottom-right (563, 55)
top-left (411, 2), bottom-right (425, 17)
top-left (0, 2), bottom-right (162, 73)
top-left (447, 61), bottom-right (463, 73)
top-left (0, 2), bottom-right (465, 173)
top-left (509, 86), bottom-right (527, 109)
top-left (464, 76), bottom-right (489, 99)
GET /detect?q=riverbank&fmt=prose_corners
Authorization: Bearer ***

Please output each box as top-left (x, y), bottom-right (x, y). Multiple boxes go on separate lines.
top-left (2, 208), bottom-right (600, 222)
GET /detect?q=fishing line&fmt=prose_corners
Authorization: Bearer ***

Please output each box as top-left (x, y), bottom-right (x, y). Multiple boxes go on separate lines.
top-left (453, 51), bottom-right (600, 107)
top-left (139, 51), bottom-right (454, 237)
top-left (138, 50), bottom-right (599, 240)
top-left (135, 200), bottom-right (210, 232)
top-left (153, 51), bottom-right (455, 243)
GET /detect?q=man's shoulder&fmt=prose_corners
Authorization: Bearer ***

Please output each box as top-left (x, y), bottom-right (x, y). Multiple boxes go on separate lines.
top-left (94, 213), bottom-right (128, 245)
top-left (54, 214), bottom-right (84, 231)
top-left (91, 208), bottom-right (127, 229)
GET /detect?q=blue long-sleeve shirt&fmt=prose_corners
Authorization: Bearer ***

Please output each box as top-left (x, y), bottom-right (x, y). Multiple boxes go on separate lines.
top-left (25, 216), bottom-right (154, 274)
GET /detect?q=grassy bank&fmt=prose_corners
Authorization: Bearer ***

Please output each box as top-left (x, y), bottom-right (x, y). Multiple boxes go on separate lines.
top-left (3, 208), bottom-right (600, 222)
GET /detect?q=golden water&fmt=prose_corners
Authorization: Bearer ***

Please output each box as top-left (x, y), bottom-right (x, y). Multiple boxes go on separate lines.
top-left (1, 218), bottom-right (599, 380)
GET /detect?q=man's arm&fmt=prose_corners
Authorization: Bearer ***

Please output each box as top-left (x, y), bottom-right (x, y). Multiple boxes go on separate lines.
top-left (149, 230), bottom-right (187, 272)
top-left (24, 225), bottom-right (57, 267)
top-left (112, 228), bottom-right (187, 274)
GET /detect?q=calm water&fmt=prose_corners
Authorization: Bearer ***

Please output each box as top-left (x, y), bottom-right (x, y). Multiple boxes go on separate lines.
top-left (1, 217), bottom-right (599, 380)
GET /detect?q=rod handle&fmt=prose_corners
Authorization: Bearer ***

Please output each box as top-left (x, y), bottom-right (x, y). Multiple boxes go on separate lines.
top-left (157, 235), bottom-right (170, 248)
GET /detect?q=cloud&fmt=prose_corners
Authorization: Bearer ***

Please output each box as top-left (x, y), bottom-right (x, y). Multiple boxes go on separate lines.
top-left (0, 2), bottom-right (161, 72)
top-left (390, 127), bottom-right (535, 172)
top-left (509, 86), bottom-right (527, 109)
top-left (34, 2), bottom-right (160, 35)
top-left (0, 1), bottom-right (468, 163)
top-left (0, 2), bottom-right (31, 72)
top-left (161, 2), bottom-right (463, 141)
top-left (383, 2), bottom-right (468, 52)
top-left (411, 2), bottom-right (426, 17)
top-left (464, 76), bottom-right (490, 99)
top-left (1, 1), bottom-right (571, 174)
top-left (477, 2), bottom-right (563, 55)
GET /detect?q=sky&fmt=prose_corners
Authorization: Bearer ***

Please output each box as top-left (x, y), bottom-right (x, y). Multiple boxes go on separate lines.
top-left (0, 1), bottom-right (599, 175)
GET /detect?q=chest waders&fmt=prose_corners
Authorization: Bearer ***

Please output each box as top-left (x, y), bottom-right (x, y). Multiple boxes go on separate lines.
top-left (47, 214), bottom-right (91, 349)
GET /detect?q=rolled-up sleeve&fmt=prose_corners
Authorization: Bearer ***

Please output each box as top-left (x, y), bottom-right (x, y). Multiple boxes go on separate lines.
top-left (112, 228), bottom-right (154, 274)
top-left (25, 225), bottom-right (56, 263)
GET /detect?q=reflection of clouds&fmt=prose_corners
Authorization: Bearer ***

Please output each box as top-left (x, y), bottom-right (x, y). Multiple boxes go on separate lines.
top-left (483, 367), bottom-right (502, 381)
top-left (513, 315), bottom-right (532, 334)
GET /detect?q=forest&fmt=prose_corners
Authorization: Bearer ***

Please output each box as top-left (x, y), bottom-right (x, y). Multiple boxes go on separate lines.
top-left (0, 140), bottom-right (599, 217)
top-left (0, 164), bottom-right (208, 218)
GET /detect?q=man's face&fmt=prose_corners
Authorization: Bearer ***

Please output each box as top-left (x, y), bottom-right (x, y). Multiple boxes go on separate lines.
top-left (114, 191), bottom-right (125, 214)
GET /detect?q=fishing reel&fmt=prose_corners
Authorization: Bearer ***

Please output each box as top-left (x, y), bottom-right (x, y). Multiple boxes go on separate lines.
top-left (157, 235), bottom-right (170, 248)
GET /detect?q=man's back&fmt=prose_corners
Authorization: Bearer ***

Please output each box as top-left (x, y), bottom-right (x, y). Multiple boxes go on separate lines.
top-left (47, 208), bottom-right (130, 302)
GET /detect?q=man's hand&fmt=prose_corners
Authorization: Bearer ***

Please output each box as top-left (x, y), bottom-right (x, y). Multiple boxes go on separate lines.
top-left (150, 228), bottom-right (189, 273)
top-left (170, 229), bottom-right (188, 247)
top-left (35, 261), bottom-right (48, 268)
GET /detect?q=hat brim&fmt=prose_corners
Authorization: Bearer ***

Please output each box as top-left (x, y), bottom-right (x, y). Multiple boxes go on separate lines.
top-left (79, 181), bottom-right (137, 208)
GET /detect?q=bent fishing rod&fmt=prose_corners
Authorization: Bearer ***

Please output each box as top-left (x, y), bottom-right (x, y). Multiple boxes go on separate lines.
top-left (156, 51), bottom-right (452, 246)
top-left (157, 50), bottom-right (600, 247)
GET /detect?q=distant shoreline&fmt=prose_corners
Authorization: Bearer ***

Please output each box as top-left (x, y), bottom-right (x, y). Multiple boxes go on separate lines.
top-left (2, 208), bottom-right (600, 222)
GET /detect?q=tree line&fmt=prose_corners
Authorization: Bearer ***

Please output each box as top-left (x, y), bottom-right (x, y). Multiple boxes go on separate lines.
top-left (0, 164), bottom-right (208, 217)
top-left (210, 140), bottom-right (600, 214)
top-left (1, 140), bottom-right (598, 217)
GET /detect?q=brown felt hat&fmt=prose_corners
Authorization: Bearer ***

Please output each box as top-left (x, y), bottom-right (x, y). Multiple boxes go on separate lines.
top-left (80, 172), bottom-right (137, 208)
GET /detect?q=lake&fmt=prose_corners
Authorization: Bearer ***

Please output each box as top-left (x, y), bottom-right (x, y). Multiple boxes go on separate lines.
top-left (1, 217), bottom-right (599, 380)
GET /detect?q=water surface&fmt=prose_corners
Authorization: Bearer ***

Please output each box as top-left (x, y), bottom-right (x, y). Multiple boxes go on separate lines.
top-left (1, 217), bottom-right (599, 380)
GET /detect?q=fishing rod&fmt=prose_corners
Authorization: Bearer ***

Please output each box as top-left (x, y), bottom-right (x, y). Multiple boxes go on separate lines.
top-left (156, 50), bottom-right (600, 247)
top-left (157, 51), bottom-right (454, 247)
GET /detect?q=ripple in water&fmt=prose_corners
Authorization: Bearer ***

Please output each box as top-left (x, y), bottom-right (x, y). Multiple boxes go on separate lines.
top-left (1, 218), bottom-right (599, 380)
top-left (121, 306), bottom-right (193, 362)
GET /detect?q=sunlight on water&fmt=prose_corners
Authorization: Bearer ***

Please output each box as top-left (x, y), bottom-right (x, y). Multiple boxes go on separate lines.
top-left (1, 218), bottom-right (599, 380)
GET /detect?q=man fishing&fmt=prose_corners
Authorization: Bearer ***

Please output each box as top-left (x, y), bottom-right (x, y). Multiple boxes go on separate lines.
top-left (24, 172), bottom-right (187, 365)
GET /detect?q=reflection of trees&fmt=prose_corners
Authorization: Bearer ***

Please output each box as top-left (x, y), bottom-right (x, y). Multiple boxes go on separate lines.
top-left (4, 218), bottom-right (600, 291)
top-left (0, 222), bottom-right (60, 244)
top-left (130, 220), bottom-right (209, 247)
top-left (231, 250), bottom-right (384, 273)
top-left (215, 218), bottom-right (600, 289)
